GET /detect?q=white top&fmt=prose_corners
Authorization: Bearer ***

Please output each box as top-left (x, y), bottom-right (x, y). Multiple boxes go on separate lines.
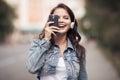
top-left (41, 57), bottom-right (68, 80)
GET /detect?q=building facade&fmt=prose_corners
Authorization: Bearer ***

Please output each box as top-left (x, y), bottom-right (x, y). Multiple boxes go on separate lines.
top-left (5, 0), bottom-right (85, 43)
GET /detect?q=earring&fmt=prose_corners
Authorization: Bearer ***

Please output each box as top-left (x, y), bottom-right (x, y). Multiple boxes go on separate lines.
top-left (71, 22), bottom-right (74, 29)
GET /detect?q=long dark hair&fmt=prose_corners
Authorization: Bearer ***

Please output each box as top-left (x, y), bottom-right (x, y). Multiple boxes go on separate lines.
top-left (39, 3), bottom-right (85, 65)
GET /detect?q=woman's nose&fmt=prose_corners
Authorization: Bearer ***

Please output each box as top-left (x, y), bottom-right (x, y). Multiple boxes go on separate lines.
top-left (58, 17), bottom-right (63, 22)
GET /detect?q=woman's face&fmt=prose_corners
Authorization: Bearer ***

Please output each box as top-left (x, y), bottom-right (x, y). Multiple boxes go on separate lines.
top-left (53, 8), bottom-right (71, 34)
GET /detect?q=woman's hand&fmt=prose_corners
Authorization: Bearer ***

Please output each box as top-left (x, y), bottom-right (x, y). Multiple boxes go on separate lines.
top-left (44, 21), bottom-right (60, 41)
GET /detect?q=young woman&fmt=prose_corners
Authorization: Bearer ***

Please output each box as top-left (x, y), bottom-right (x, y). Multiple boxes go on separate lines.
top-left (27, 3), bottom-right (87, 80)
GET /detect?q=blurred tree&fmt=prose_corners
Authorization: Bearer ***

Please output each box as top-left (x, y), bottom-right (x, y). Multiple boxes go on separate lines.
top-left (0, 0), bottom-right (16, 42)
top-left (81, 0), bottom-right (120, 52)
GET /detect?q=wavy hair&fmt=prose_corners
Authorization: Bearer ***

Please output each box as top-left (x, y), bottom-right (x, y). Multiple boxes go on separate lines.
top-left (39, 3), bottom-right (85, 65)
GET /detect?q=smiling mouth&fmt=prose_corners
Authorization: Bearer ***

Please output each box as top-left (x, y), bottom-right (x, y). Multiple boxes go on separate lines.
top-left (58, 24), bottom-right (66, 28)
top-left (58, 26), bottom-right (64, 28)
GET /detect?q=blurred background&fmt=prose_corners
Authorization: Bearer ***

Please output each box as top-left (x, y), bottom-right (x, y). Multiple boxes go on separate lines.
top-left (0, 0), bottom-right (120, 80)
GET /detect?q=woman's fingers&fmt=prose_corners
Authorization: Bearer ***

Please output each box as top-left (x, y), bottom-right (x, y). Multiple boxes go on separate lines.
top-left (46, 21), bottom-right (54, 27)
top-left (44, 21), bottom-right (60, 40)
top-left (51, 31), bottom-right (57, 36)
top-left (46, 21), bottom-right (60, 29)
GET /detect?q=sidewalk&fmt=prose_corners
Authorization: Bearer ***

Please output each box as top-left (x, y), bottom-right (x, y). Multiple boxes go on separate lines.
top-left (85, 40), bottom-right (120, 80)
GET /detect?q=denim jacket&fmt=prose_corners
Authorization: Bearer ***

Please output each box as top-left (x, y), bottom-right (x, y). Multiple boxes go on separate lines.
top-left (27, 38), bottom-right (87, 80)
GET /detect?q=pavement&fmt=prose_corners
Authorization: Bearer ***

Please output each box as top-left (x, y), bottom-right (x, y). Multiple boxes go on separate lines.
top-left (85, 40), bottom-right (120, 80)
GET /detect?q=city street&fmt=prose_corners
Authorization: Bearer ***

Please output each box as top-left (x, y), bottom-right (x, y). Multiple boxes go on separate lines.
top-left (0, 44), bottom-right (35, 80)
top-left (0, 40), bottom-right (120, 80)
top-left (85, 40), bottom-right (120, 80)
top-left (0, 0), bottom-right (120, 80)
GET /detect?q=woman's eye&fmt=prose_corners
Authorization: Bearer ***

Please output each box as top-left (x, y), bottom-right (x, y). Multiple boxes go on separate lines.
top-left (57, 16), bottom-right (70, 20)
top-left (65, 18), bottom-right (69, 19)
top-left (64, 17), bottom-right (69, 19)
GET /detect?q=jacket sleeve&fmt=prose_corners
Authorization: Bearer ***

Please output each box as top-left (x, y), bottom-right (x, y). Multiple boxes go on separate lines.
top-left (78, 57), bottom-right (88, 80)
top-left (26, 38), bottom-right (51, 74)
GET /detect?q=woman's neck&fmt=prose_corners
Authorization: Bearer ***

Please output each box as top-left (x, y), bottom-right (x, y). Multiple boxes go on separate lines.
top-left (54, 33), bottom-right (67, 45)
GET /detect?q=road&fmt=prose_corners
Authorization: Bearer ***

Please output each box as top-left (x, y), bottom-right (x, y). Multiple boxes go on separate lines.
top-left (0, 44), bottom-right (36, 80)
top-left (0, 40), bottom-right (120, 80)
top-left (85, 40), bottom-right (120, 80)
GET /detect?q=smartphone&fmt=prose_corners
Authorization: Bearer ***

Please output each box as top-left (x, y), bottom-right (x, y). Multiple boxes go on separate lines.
top-left (48, 14), bottom-right (59, 27)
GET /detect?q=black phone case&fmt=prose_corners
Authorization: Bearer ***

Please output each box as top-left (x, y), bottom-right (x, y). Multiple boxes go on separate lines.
top-left (48, 14), bottom-right (59, 27)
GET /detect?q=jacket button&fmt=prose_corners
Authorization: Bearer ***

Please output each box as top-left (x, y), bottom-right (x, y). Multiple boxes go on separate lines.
top-left (67, 67), bottom-right (70, 71)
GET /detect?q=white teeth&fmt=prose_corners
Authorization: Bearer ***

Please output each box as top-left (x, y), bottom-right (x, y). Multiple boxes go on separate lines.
top-left (58, 24), bottom-right (65, 28)
top-left (58, 24), bottom-right (65, 26)
top-left (59, 25), bottom-right (64, 26)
